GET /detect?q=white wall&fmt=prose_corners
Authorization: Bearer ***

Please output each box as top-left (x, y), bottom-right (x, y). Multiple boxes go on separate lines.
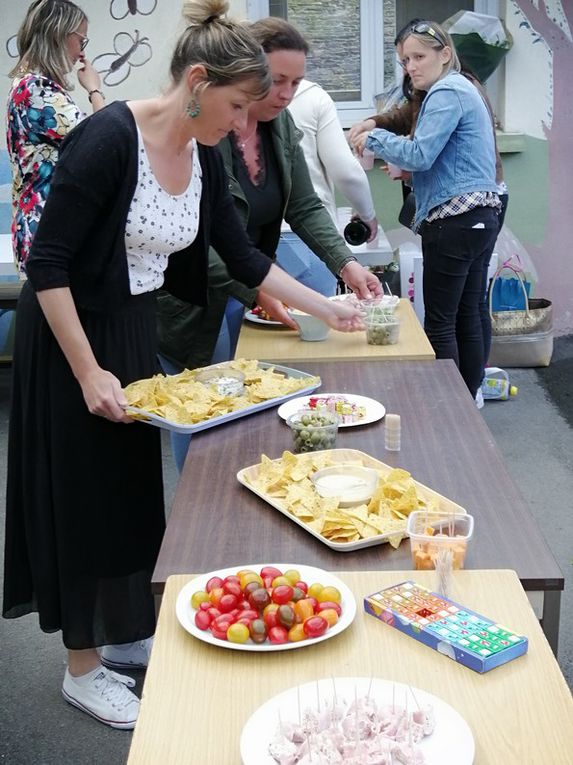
top-left (0, 0), bottom-right (247, 150)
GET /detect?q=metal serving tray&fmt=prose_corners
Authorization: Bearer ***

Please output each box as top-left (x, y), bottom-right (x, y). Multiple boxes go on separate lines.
top-left (125, 361), bottom-right (321, 435)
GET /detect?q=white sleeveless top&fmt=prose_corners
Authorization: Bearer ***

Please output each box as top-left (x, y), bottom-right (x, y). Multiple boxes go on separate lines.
top-left (125, 129), bottom-right (202, 295)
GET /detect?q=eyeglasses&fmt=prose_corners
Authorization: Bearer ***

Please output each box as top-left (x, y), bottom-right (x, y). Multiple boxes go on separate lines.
top-left (72, 31), bottom-right (89, 51)
top-left (411, 22), bottom-right (447, 49)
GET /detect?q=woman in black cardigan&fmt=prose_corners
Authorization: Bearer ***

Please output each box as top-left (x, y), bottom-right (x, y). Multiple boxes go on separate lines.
top-left (3, 0), bottom-right (363, 731)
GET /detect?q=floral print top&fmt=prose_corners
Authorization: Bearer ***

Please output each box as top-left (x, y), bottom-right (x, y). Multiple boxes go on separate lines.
top-left (6, 73), bottom-right (83, 277)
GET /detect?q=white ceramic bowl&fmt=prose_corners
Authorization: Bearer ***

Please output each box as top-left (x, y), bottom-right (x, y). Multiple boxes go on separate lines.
top-left (287, 309), bottom-right (330, 342)
top-left (311, 465), bottom-right (379, 506)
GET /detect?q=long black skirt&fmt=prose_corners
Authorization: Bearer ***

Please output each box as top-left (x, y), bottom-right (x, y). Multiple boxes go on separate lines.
top-left (3, 284), bottom-right (165, 650)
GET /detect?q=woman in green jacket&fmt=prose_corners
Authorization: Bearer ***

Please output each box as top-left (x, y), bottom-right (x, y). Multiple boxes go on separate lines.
top-left (157, 17), bottom-right (380, 375)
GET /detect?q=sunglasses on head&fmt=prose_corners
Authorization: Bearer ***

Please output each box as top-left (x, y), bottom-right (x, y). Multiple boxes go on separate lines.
top-left (411, 22), bottom-right (447, 49)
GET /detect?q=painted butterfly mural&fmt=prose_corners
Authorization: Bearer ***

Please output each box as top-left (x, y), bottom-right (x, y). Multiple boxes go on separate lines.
top-left (110, 0), bottom-right (158, 21)
top-left (92, 30), bottom-right (152, 86)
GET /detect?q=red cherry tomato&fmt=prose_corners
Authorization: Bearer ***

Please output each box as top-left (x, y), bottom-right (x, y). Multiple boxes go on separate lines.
top-left (218, 593), bottom-right (239, 613)
top-left (194, 610), bottom-right (212, 630)
top-left (206, 576), bottom-right (224, 593)
top-left (249, 618), bottom-right (267, 644)
top-left (291, 586), bottom-right (305, 602)
top-left (206, 607), bottom-right (221, 621)
top-left (318, 601), bottom-right (342, 617)
top-left (260, 566), bottom-right (283, 580)
top-left (268, 625), bottom-right (289, 644)
top-left (223, 575), bottom-right (241, 585)
top-left (222, 580), bottom-right (242, 598)
top-left (264, 610), bottom-right (280, 630)
top-left (272, 585), bottom-right (294, 605)
top-left (235, 608), bottom-right (259, 622)
top-left (211, 614), bottom-right (233, 640)
top-left (243, 581), bottom-right (261, 599)
top-left (303, 615), bottom-right (329, 638)
top-left (306, 596), bottom-right (319, 612)
top-left (262, 575), bottom-right (274, 589)
top-left (199, 601), bottom-right (212, 612)
top-left (277, 604), bottom-right (296, 629)
top-left (295, 581), bottom-right (308, 594)
top-left (248, 587), bottom-right (272, 612)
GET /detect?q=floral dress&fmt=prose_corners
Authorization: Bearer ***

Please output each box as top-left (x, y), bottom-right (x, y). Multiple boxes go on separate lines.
top-left (6, 73), bottom-right (83, 277)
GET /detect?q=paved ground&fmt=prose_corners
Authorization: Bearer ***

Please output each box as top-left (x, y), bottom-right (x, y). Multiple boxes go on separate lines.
top-left (0, 339), bottom-right (571, 764)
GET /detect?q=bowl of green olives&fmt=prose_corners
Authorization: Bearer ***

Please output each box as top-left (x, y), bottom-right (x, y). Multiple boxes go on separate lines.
top-left (364, 314), bottom-right (400, 346)
top-left (286, 409), bottom-right (340, 453)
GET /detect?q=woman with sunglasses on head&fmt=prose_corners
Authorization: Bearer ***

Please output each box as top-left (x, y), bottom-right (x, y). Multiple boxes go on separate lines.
top-left (352, 21), bottom-right (501, 398)
top-left (3, 0), bottom-right (363, 731)
top-left (7, 0), bottom-right (103, 277)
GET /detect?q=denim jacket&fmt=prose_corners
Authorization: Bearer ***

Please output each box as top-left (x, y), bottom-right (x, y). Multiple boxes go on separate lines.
top-left (366, 72), bottom-right (497, 230)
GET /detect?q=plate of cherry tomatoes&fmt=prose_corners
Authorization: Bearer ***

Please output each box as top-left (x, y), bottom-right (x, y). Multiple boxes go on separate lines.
top-left (175, 563), bottom-right (356, 652)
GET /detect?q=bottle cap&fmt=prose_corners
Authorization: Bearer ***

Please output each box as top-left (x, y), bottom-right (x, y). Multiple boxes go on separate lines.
top-left (510, 385), bottom-right (518, 396)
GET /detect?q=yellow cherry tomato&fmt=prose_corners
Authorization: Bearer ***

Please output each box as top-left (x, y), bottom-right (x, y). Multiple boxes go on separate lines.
top-left (271, 575), bottom-right (291, 588)
top-left (307, 582), bottom-right (324, 601)
top-left (227, 622), bottom-right (250, 644)
top-left (294, 598), bottom-right (315, 624)
top-left (239, 572), bottom-right (263, 589)
top-left (288, 623), bottom-right (306, 642)
top-left (190, 590), bottom-right (210, 610)
top-left (263, 602), bottom-right (279, 617)
top-left (282, 569), bottom-right (301, 586)
top-left (318, 608), bottom-right (339, 627)
top-left (319, 585), bottom-right (341, 604)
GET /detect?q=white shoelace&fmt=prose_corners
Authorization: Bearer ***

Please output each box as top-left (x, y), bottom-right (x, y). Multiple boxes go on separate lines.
top-left (93, 669), bottom-right (138, 710)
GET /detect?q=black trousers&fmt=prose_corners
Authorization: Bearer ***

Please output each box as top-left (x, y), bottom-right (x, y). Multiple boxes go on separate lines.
top-left (420, 206), bottom-right (499, 397)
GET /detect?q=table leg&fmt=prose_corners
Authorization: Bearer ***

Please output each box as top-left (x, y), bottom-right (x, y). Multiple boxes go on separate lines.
top-left (540, 590), bottom-right (561, 656)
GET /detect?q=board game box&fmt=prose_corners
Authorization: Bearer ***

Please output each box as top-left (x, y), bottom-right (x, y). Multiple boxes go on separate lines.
top-left (364, 580), bottom-right (528, 673)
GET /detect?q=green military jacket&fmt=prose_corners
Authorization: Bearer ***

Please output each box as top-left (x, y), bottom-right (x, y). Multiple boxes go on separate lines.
top-left (157, 109), bottom-right (353, 370)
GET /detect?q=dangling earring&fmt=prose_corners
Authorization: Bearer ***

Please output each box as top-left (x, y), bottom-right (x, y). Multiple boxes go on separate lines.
top-left (186, 97), bottom-right (200, 119)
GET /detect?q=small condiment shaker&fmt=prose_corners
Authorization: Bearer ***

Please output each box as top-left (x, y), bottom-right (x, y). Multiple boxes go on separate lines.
top-left (385, 413), bottom-right (401, 451)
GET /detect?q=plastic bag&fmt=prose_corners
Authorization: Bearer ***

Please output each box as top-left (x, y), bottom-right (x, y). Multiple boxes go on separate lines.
top-left (443, 11), bottom-right (512, 82)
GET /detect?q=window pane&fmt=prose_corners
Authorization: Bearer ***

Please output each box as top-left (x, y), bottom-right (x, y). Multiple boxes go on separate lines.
top-left (274, 0), bottom-right (362, 102)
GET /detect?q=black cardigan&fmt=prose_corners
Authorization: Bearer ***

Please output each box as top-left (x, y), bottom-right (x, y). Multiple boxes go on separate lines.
top-left (26, 101), bottom-right (272, 310)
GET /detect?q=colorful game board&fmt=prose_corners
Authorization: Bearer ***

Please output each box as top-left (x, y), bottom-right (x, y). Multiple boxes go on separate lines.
top-left (364, 580), bottom-right (528, 673)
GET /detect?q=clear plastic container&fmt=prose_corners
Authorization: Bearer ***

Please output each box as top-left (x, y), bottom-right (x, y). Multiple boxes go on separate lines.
top-left (286, 409), bottom-right (339, 453)
top-left (481, 367), bottom-right (518, 400)
top-left (365, 314), bottom-right (400, 345)
top-left (406, 511), bottom-right (474, 570)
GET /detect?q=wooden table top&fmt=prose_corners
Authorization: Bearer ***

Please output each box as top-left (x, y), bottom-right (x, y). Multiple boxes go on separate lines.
top-left (129, 570), bottom-right (573, 765)
top-left (153, 360), bottom-right (562, 595)
top-left (235, 298), bottom-right (435, 363)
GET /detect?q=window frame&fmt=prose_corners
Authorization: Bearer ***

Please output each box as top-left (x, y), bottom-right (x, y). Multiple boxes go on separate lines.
top-left (246, 0), bottom-right (385, 126)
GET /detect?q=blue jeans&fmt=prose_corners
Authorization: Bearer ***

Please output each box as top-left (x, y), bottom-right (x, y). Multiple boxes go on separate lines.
top-left (276, 232), bottom-right (337, 297)
top-left (420, 206), bottom-right (499, 397)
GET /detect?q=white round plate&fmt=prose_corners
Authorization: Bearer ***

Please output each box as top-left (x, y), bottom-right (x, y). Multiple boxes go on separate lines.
top-left (277, 393), bottom-right (385, 428)
top-left (240, 676), bottom-right (475, 765)
top-left (244, 310), bottom-right (284, 326)
top-left (175, 563), bottom-right (356, 652)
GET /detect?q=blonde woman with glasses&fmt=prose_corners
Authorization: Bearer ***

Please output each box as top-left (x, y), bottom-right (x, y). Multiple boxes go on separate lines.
top-left (7, 0), bottom-right (103, 276)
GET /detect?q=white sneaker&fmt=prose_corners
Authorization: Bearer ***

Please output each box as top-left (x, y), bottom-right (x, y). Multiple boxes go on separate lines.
top-left (475, 387), bottom-right (484, 410)
top-left (62, 666), bottom-right (139, 730)
top-left (100, 637), bottom-right (153, 670)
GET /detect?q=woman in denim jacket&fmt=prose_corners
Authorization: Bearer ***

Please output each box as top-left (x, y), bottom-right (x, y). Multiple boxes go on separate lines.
top-left (353, 21), bottom-right (500, 397)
